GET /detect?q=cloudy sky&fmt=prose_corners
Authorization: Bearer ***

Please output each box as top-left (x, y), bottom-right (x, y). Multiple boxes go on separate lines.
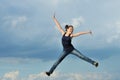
top-left (0, 0), bottom-right (120, 80)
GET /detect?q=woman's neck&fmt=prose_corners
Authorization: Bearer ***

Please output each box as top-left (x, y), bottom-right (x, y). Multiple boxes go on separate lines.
top-left (65, 32), bottom-right (71, 36)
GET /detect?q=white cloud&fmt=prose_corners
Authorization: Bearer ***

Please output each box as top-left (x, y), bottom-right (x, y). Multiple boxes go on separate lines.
top-left (2, 15), bottom-right (41, 43)
top-left (107, 35), bottom-right (120, 43)
top-left (106, 21), bottom-right (120, 43)
top-left (62, 16), bottom-right (85, 28)
top-left (115, 21), bottom-right (120, 32)
top-left (71, 16), bottom-right (85, 28)
top-left (11, 16), bottom-right (27, 28)
top-left (3, 16), bottom-right (27, 28)
top-left (50, 0), bottom-right (59, 6)
top-left (37, 0), bottom-right (73, 7)
top-left (24, 72), bottom-right (120, 80)
top-left (2, 71), bottom-right (19, 80)
top-left (1, 71), bottom-right (119, 80)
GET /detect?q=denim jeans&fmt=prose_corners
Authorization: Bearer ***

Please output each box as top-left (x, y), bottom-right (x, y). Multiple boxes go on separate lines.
top-left (48, 49), bottom-right (95, 74)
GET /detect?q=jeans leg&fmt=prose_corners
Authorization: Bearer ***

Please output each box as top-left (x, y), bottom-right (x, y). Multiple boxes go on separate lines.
top-left (71, 49), bottom-right (95, 65)
top-left (49, 51), bottom-right (68, 74)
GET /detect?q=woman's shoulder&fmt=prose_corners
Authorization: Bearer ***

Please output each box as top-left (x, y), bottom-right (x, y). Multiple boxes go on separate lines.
top-left (62, 32), bottom-right (66, 36)
top-left (70, 34), bottom-right (73, 37)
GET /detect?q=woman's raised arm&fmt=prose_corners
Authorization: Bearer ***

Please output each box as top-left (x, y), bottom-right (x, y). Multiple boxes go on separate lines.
top-left (52, 14), bottom-right (65, 35)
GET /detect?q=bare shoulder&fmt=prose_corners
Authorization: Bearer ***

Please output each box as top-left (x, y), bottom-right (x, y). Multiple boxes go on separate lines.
top-left (62, 32), bottom-right (65, 36)
top-left (70, 34), bottom-right (74, 37)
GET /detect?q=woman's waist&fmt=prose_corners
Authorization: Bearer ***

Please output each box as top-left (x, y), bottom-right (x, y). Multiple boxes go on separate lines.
top-left (62, 45), bottom-right (74, 49)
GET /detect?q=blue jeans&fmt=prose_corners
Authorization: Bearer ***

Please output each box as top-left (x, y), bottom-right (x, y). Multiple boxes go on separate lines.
top-left (48, 49), bottom-right (95, 74)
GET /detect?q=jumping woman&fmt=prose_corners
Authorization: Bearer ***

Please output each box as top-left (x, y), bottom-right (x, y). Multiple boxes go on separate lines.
top-left (46, 14), bottom-right (98, 76)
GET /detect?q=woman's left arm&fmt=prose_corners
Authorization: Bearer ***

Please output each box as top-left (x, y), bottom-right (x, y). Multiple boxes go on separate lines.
top-left (72, 30), bottom-right (92, 37)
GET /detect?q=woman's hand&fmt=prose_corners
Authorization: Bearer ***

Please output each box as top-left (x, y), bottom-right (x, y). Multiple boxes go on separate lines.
top-left (89, 30), bottom-right (92, 35)
top-left (89, 30), bottom-right (93, 36)
top-left (53, 13), bottom-right (56, 19)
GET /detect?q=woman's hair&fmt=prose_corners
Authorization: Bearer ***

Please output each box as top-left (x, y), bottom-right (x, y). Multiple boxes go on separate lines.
top-left (65, 25), bottom-right (73, 31)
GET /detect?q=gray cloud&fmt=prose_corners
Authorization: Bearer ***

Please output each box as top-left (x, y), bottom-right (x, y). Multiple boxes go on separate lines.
top-left (0, 0), bottom-right (120, 61)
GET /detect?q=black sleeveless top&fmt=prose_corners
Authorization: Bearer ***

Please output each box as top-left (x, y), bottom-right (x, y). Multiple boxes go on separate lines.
top-left (62, 33), bottom-right (74, 53)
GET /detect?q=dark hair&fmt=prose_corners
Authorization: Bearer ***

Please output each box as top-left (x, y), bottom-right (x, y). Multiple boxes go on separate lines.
top-left (65, 25), bottom-right (73, 31)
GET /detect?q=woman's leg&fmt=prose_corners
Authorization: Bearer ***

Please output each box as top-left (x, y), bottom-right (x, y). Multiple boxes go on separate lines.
top-left (46, 51), bottom-right (68, 75)
top-left (71, 49), bottom-right (98, 66)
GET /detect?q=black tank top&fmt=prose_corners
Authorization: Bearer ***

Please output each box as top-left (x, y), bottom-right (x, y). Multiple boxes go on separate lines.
top-left (62, 33), bottom-right (74, 53)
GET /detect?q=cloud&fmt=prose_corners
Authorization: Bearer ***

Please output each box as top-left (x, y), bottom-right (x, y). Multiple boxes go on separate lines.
top-left (2, 71), bottom-right (19, 80)
top-left (11, 16), bottom-right (27, 28)
top-left (45, 0), bottom-right (74, 6)
top-left (3, 16), bottom-right (27, 28)
top-left (71, 16), bottom-right (85, 28)
top-left (62, 16), bottom-right (85, 28)
top-left (0, 71), bottom-right (120, 80)
top-left (107, 35), bottom-right (120, 43)
top-left (106, 21), bottom-right (120, 44)
top-left (0, 0), bottom-right (120, 61)
top-left (50, 0), bottom-right (60, 6)
top-left (0, 57), bottom-right (43, 64)
top-left (115, 21), bottom-right (120, 33)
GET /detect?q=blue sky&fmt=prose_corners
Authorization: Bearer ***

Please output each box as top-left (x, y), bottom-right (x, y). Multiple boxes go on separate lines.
top-left (0, 0), bottom-right (120, 80)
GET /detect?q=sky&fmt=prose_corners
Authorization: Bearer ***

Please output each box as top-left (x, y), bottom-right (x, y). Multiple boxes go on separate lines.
top-left (0, 0), bottom-right (120, 80)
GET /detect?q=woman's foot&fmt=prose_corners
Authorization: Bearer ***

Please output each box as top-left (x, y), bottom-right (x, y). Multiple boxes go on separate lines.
top-left (45, 72), bottom-right (51, 76)
top-left (94, 62), bottom-right (99, 67)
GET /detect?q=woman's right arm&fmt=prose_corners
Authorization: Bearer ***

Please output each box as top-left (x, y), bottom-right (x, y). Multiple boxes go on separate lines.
top-left (52, 14), bottom-right (65, 35)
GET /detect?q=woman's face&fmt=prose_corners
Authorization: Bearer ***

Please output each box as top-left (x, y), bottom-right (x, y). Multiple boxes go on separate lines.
top-left (67, 27), bottom-right (73, 34)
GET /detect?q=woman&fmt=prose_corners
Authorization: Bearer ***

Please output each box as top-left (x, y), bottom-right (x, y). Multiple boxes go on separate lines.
top-left (46, 14), bottom-right (98, 76)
